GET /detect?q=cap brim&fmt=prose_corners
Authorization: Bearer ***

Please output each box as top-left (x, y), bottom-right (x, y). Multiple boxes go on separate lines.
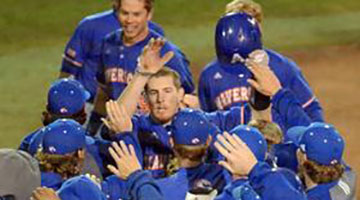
top-left (83, 90), bottom-right (91, 101)
top-left (285, 126), bottom-right (307, 145)
top-left (85, 136), bottom-right (95, 146)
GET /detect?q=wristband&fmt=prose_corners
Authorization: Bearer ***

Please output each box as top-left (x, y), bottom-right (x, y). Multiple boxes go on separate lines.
top-left (135, 68), bottom-right (155, 77)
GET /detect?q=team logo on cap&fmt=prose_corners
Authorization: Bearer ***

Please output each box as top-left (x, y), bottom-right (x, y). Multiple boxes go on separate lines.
top-left (192, 138), bottom-right (200, 145)
top-left (48, 146), bottom-right (57, 153)
top-left (60, 107), bottom-right (68, 114)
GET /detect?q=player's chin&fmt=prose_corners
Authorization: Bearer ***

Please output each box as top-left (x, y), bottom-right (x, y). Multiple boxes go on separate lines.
top-left (153, 112), bottom-right (172, 124)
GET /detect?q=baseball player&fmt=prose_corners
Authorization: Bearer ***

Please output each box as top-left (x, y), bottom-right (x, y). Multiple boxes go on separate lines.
top-left (60, 0), bottom-right (165, 104)
top-left (87, 0), bottom-right (195, 136)
top-left (19, 78), bottom-right (89, 154)
top-left (214, 127), bottom-right (308, 200)
top-left (35, 119), bottom-right (91, 190)
top-left (198, 12), bottom-right (324, 129)
top-left (286, 123), bottom-right (356, 200)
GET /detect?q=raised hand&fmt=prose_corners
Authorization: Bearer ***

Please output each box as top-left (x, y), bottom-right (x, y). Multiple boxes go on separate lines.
top-left (245, 51), bottom-right (282, 96)
top-left (31, 187), bottom-right (60, 200)
top-left (137, 37), bottom-right (174, 75)
top-left (102, 100), bottom-right (133, 133)
top-left (107, 141), bottom-right (142, 180)
top-left (214, 132), bottom-right (258, 176)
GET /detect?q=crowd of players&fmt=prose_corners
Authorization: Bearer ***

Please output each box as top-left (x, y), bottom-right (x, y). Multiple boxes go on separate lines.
top-left (0, 0), bottom-right (357, 199)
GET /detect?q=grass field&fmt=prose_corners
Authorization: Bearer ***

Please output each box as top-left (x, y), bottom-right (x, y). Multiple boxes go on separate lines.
top-left (1, 0), bottom-right (360, 149)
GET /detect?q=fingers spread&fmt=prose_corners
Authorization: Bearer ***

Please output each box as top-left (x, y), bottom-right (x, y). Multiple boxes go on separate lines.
top-left (108, 146), bottom-right (121, 163)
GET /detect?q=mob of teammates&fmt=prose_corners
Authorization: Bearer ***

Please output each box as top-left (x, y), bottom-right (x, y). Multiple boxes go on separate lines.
top-left (1, 0), bottom-right (356, 200)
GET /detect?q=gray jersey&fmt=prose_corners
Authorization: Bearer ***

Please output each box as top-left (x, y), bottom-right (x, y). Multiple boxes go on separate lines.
top-left (329, 170), bottom-right (357, 200)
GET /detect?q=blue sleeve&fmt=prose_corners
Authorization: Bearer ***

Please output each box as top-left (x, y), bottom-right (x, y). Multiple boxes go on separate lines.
top-left (148, 21), bottom-right (165, 36)
top-left (61, 21), bottom-right (89, 75)
top-left (205, 106), bottom-right (251, 132)
top-left (126, 170), bottom-right (164, 200)
top-left (272, 88), bottom-right (312, 132)
top-left (161, 43), bottom-right (195, 94)
top-left (198, 69), bottom-right (215, 112)
top-left (248, 162), bottom-right (307, 200)
top-left (286, 59), bottom-right (324, 122)
top-left (101, 175), bottom-right (131, 200)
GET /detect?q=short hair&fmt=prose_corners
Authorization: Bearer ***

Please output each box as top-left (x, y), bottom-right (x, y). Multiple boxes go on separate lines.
top-left (42, 106), bottom-right (87, 126)
top-left (144, 67), bottom-right (182, 92)
top-left (118, 0), bottom-right (154, 12)
top-left (173, 144), bottom-right (208, 162)
top-left (299, 158), bottom-right (345, 184)
top-left (225, 0), bottom-right (263, 24)
top-left (248, 119), bottom-right (283, 150)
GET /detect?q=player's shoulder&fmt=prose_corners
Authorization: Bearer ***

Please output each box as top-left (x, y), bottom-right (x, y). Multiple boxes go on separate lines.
top-left (200, 59), bottom-right (223, 77)
top-left (79, 10), bottom-right (115, 26)
top-left (265, 48), bottom-right (301, 73)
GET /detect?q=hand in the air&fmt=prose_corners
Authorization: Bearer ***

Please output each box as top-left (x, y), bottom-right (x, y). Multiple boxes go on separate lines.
top-left (31, 187), bottom-right (60, 200)
top-left (245, 53), bottom-right (282, 96)
top-left (138, 37), bottom-right (174, 75)
top-left (107, 141), bottom-right (142, 180)
top-left (102, 100), bottom-right (133, 133)
top-left (214, 132), bottom-right (258, 176)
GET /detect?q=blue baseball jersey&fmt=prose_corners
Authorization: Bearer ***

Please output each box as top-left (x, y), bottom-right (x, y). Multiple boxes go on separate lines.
top-left (215, 179), bottom-right (261, 200)
top-left (198, 49), bottom-right (324, 122)
top-left (61, 10), bottom-right (165, 101)
top-left (248, 162), bottom-right (307, 200)
top-left (97, 29), bottom-right (194, 100)
top-left (156, 163), bottom-right (232, 200)
top-left (41, 172), bottom-right (64, 190)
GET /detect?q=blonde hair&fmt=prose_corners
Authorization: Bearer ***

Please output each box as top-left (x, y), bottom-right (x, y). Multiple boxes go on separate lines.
top-left (248, 119), bottom-right (283, 150)
top-left (145, 67), bottom-right (182, 92)
top-left (225, 0), bottom-right (263, 24)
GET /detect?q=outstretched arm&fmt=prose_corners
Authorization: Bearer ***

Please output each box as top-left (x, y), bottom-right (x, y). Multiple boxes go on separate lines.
top-left (115, 38), bottom-right (174, 117)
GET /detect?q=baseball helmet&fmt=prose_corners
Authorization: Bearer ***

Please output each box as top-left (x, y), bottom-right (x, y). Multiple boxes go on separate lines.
top-left (215, 12), bottom-right (262, 65)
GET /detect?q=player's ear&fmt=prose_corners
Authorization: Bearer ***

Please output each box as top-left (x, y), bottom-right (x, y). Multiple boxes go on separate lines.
top-left (169, 138), bottom-right (174, 148)
top-left (296, 148), bottom-right (307, 165)
top-left (177, 87), bottom-right (185, 101)
top-left (147, 8), bottom-right (153, 20)
top-left (42, 111), bottom-right (52, 126)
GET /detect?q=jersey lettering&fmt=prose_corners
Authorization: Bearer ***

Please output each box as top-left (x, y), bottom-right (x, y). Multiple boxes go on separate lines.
top-left (215, 87), bottom-right (251, 109)
top-left (105, 67), bottom-right (133, 83)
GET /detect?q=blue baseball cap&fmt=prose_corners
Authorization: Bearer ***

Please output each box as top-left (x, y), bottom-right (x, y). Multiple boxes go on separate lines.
top-left (286, 122), bottom-right (345, 165)
top-left (230, 125), bottom-right (267, 161)
top-left (171, 108), bottom-right (220, 146)
top-left (41, 119), bottom-right (88, 155)
top-left (58, 175), bottom-right (106, 200)
top-left (47, 78), bottom-right (90, 115)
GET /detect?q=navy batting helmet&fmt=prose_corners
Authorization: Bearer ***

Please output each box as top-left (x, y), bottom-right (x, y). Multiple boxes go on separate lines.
top-left (215, 12), bottom-right (262, 65)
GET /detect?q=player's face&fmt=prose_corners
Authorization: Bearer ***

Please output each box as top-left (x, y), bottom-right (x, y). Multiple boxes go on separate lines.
top-left (119, 0), bottom-right (151, 45)
top-left (146, 76), bottom-right (184, 124)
